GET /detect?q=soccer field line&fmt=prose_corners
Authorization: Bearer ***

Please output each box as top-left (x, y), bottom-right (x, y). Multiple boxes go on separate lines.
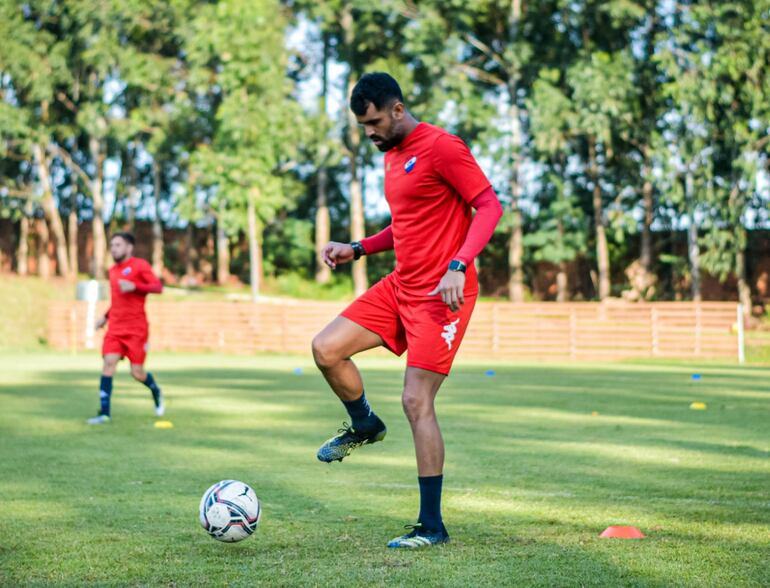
top-left (361, 482), bottom-right (770, 509)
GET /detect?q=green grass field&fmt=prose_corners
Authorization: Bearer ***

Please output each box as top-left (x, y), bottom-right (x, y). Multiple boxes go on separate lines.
top-left (0, 352), bottom-right (768, 587)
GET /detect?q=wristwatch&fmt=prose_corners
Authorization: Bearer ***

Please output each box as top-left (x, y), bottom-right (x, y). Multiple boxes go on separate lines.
top-left (351, 241), bottom-right (365, 260)
top-left (448, 259), bottom-right (467, 273)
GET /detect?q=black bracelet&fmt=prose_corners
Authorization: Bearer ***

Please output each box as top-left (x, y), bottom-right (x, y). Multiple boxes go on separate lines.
top-left (351, 241), bottom-right (365, 260)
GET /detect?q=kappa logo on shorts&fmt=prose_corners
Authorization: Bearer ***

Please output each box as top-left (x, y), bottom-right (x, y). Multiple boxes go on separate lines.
top-left (404, 156), bottom-right (417, 173)
top-left (441, 319), bottom-right (460, 350)
top-left (122, 267), bottom-right (132, 276)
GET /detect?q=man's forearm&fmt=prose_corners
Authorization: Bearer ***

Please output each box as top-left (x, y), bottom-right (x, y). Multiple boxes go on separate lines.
top-left (360, 225), bottom-right (394, 255)
top-left (453, 187), bottom-right (503, 265)
top-left (134, 277), bottom-right (163, 294)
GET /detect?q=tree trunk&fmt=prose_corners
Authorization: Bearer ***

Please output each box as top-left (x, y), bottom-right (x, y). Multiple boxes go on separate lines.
top-left (126, 151), bottom-right (140, 232)
top-left (36, 218), bottom-right (51, 279)
top-left (316, 32), bottom-right (332, 285)
top-left (17, 201), bottom-right (31, 276)
top-left (342, 5), bottom-right (367, 297)
top-left (126, 188), bottom-right (139, 231)
top-left (556, 261), bottom-right (568, 302)
top-left (216, 202), bottom-right (230, 285)
top-left (34, 144), bottom-right (70, 278)
top-left (151, 160), bottom-right (165, 276)
top-left (589, 138), bottom-right (610, 299)
top-left (640, 151), bottom-right (654, 273)
top-left (556, 219), bottom-right (568, 302)
top-left (506, 90), bottom-right (524, 301)
top-left (639, 6), bottom-right (658, 274)
top-left (735, 228), bottom-right (751, 316)
top-left (247, 192), bottom-right (262, 302)
top-left (686, 224), bottom-right (701, 302)
top-left (506, 0), bottom-right (525, 302)
top-left (185, 223), bottom-right (198, 278)
top-left (683, 171), bottom-right (701, 301)
top-left (89, 136), bottom-right (107, 278)
top-left (68, 204), bottom-right (78, 277)
top-left (315, 163), bottom-right (332, 284)
top-left (736, 248), bottom-right (752, 316)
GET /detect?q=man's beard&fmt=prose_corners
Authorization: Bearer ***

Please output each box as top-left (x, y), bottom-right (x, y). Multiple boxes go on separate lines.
top-left (112, 253), bottom-right (126, 263)
top-left (371, 136), bottom-right (400, 152)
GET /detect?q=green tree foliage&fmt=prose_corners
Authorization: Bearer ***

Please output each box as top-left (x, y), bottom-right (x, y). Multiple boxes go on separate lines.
top-left (0, 0), bottom-right (767, 307)
top-left (186, 0), bottom-right (305, 298)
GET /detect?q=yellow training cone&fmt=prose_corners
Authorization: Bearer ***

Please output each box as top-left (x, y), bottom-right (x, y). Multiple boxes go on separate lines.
top-left (689, 402), bottom-right (707, 410)
top-left (154, 420), bottom-right (174, 429)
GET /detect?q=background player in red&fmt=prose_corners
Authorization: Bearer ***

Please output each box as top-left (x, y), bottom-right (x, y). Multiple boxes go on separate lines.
top-left (312, 73), bottom-right (503, 548)
top-left (87, 232), bottom-right (165, 424)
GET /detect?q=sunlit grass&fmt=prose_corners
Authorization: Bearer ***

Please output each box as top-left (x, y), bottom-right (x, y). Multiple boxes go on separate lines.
top-left (0, 352), bottom-right (768, 587)
top-left (0, 276), bottom-right (73, 351)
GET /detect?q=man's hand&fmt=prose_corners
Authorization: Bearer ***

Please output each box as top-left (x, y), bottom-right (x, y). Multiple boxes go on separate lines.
top-left (118, 279), bottom-right (136, 293)
top-left (322, 241), bottom-right (355, 270)
top-left (428, 270), bottom-right (466, 312)
top-left (96, 316), bottom-right (108, 330)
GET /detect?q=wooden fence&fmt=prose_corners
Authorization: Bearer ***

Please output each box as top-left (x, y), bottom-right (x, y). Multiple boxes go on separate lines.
top-left (47, 299), bottom-right (742, 362)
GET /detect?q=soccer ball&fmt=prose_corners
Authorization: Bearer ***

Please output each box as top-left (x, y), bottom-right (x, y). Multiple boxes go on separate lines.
top-left (199, 480), bottom-right (261, 542)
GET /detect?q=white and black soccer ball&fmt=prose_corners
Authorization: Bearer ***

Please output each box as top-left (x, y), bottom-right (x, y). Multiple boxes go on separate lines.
top-left (199, 480), bottom-right (261, 542)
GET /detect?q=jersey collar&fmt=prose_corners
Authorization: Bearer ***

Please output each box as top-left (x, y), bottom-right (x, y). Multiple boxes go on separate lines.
top-left (393, 122), bottom-right (428, 152)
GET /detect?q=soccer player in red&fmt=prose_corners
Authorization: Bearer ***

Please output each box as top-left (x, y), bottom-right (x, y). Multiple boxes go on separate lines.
top-left (312, 73), bottom-right (503, 548)
top-left (87, 232), bottom-right (165, 424)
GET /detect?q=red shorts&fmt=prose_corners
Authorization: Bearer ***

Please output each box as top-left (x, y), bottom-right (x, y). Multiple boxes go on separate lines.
top-left (102, 330), bottom-right (149, 365)
top-left (341, 274), bottom-right (476, 375)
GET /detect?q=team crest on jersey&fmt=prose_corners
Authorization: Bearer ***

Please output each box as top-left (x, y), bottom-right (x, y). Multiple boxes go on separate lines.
top-left (122, 267), bottom-right (132, 276)
top-left (404, 156), bottom-right (417, 173)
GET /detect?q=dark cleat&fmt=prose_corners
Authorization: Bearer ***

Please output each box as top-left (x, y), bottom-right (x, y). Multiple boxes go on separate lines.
top-left (387, 523), bottom-right (450, 548)
top-left (316, 420), bottom-right (386, 463)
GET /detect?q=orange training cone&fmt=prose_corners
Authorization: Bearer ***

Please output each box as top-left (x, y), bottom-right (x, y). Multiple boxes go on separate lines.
top-left (600, 526), bottom-right (645, 539)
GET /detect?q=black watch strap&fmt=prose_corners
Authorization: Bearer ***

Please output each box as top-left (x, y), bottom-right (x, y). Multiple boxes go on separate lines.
top-left (351, 241), bottom-right (365, 260)
top-left (448, 259), bottom-right (467, 273)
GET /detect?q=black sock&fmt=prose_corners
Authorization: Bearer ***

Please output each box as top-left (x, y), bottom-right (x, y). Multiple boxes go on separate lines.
top-left (418, 474), bottom-right (444, 533)
top-left (99, 375), bottom-right (113, 416)
top-left (341, 390), bottom-right (379, 431)
top-left (143, 372), bottom-right (162, 407)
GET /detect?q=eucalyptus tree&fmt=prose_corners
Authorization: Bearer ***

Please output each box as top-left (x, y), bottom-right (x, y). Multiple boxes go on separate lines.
top-left (659, 1), bottom-right (770, 309)
top-left (0, 1), bottom-right (73, 277)
top-left (186, 0), bottom-right (305, 299)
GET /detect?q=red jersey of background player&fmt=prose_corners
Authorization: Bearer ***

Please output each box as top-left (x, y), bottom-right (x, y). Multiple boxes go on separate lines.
top-left (383, 122), bottom-right (491, 297)
top-left (106, 257), bottom-right (163, 335)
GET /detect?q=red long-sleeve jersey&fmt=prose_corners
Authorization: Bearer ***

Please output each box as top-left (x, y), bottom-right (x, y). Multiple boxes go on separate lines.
top-left (105, 257), bottom-right (162, 335)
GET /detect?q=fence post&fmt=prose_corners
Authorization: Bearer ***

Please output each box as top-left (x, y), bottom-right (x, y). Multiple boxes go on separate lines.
top-left (83, 280), bottom-right (100, 350)
top-left (737, 304), bottom-right (746, 365)
top-left (694, 303), bottom-right (702, 356)
top-left (491, 303), bottom-right (500, 357)
top-left (651, 306), bottom-right (660, 357)
top-left (281, 302), bottom-right (288, 353)
top-left (70, 306), bottom-right (78, 355)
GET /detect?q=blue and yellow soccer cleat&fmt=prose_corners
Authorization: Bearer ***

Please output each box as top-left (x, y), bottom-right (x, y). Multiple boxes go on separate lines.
top-left (387, 523), bottom-right (450, 548)
top-left (316, 420), bottom-right (386, 463)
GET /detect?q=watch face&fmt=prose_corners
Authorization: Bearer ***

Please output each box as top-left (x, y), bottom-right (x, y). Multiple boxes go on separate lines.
top-left (449, 260), bottom-right (466, 272)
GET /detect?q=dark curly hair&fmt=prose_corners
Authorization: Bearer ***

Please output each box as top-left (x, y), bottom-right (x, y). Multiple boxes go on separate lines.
top-left (350, 72), bottom-right (404, 115)
top-left (110, 232), bottom-right (135, 246)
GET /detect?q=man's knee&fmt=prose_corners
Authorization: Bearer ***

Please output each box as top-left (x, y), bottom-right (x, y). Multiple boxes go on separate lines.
top-left (402, 390), bottom-right (434, 422)
top-left (130, 365), bottom-right (146, 381)
top-left (102, 357), bottom-right (119, 374)
top-left (312, 334), bottom-right (341, 370)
